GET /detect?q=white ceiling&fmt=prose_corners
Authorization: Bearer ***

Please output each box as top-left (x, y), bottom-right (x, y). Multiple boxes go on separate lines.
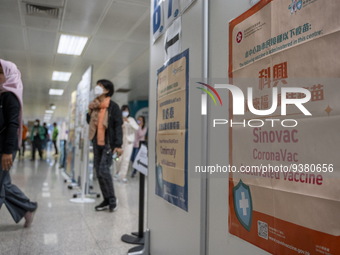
top-left (0, 0), bottom-right (150, 122)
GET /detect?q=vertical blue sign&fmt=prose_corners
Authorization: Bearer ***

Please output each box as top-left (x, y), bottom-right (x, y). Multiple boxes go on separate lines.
top-left (152, 0), bottom-right (164, 43)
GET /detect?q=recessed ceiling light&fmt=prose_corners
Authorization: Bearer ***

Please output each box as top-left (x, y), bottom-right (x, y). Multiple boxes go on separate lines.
top-left (57, 34), bottom-right (88, 56)
top-left (49, 89), bottom-right (64, 96)
top-left (52, 71), bottom-right (72, 82)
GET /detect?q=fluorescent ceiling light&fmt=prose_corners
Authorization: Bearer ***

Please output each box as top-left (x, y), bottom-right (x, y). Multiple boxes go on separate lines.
top-left (45, 110), bottom-right (54, 114)
top-left (52, 71), bottom-right (72, 82)
top-left (49, 89), bottom-right (64, 96)
top-left (57, 34), bottom-right (88, 55)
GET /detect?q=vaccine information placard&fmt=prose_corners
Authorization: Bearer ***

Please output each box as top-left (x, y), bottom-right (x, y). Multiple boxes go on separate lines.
top-left (228, 0), bottom-right (340, 254)
top-left (156, 49), bottom-right (189, 211)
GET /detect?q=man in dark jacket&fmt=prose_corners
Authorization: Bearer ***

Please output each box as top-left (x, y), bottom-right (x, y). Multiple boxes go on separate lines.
top-left (30, 119), bottom-right (45, 160)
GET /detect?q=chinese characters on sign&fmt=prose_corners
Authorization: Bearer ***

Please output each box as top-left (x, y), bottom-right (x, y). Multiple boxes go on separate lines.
top-left (155, 49), bottom-right (189, 211)
top-left (229, 0), bottom-right (340, 254)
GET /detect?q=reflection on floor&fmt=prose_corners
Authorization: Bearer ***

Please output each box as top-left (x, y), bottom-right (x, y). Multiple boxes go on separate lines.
top-left (0, 154), bottom-right (140, 255)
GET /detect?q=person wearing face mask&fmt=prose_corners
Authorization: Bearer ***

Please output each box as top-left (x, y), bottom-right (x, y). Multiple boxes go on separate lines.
top-left (30, 119), bottom-right (45, 161)
top-left (87, 79), bottom-right (123, 212)
top-left (42, 122), bottom-right (49, 151)
top-left (115, 105), bottom-right (139, 183)
top-left (130, 116), bottom-right (147, 178)
top-left (0, 59), bottom-right (38, 227)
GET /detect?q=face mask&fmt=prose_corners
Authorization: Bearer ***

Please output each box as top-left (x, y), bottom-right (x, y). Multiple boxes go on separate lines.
top-left (137, 120), bottom-right (141, 124)
top-left (94, 86), bottom-right (104, 96)
top-left (122, 111), bottom-right (129, 118)
top-left (35, 122), bottom-right (39, 126)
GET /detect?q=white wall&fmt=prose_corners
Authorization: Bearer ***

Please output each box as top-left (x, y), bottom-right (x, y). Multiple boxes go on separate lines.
top-left (207, 1), bottom-right (270, 254)
top-left (208, 0), bottom-right (268, 255)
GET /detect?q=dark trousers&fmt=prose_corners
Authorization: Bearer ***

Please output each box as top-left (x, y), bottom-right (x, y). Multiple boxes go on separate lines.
top-left (93, 142), bottom-right (116, 205)
top-left (31, 137), bottom-right (43, 160)
top-left (19, 139), bottom-right (26, 156)
top-left (0, 154), bottom-right (37, 223)
top-left (131, 147), bottom-right (139, 176)
top-left (53, 140), bottom-right (58, 155)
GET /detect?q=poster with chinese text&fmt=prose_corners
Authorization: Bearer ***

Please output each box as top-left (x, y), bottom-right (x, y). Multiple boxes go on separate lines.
top-left (228, 0), bottom-right (340, 254)
top-left (156, 49), bottom-right (189, 211)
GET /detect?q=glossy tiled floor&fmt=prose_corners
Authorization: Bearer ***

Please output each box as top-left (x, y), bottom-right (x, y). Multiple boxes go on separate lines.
top-left (0, 153), bottom-right (140, 255)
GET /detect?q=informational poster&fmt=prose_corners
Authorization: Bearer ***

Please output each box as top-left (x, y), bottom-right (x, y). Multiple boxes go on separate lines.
top-left (152, 0), bottom-right (195, 43)
top-left (74, 66), bottom-right (92, 185)
top-left (152, 0), bottom-right (165, 43)
top-left (155, 49), bottom-right (189, 211)
top-left (58, 122), bottom-right (68, 168)
top-left (164, 0), bottom-right (180, 29)
top-left (65, 91), bottom-right (77, 179)
top-left (228, 0), bottom-right (340, 254)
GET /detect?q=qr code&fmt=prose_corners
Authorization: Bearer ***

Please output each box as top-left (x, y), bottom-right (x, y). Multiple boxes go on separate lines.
top-left (258, 221), bottom-right (268, 239)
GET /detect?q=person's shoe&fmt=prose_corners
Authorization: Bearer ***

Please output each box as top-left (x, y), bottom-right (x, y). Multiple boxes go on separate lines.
top-left (113, 174), bottom-right (119, 181)
top-left (95, 200), bottom-right (109, 211)
top-left (24, 203), bottom-right (38, 228)
top-left (122, 178), bottom-right (128, 183)
top-left (109, 199), bottom-right (118, 212)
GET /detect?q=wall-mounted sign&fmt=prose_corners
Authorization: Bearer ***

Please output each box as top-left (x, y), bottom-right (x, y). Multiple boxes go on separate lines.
top-left (156, 49), bottom-right (189, 211)
top-left (228, 1), bottom-right (340, 254)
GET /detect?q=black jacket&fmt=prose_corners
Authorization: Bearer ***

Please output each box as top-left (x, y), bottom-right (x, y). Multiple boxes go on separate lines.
top-left (87, 99), bottom-right (123, 149)
top-left (0, 92), bottom-right (20, 154)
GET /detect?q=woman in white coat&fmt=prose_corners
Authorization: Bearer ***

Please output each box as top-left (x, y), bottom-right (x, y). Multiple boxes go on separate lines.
top-left (115, 105), bottom-right (139, 182)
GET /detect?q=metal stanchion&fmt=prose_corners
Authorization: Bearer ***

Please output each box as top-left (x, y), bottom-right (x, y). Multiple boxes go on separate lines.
top-left (121, 171), bottom-right (145, 245)
top-left (121, 142), bottom-right (149, 254)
